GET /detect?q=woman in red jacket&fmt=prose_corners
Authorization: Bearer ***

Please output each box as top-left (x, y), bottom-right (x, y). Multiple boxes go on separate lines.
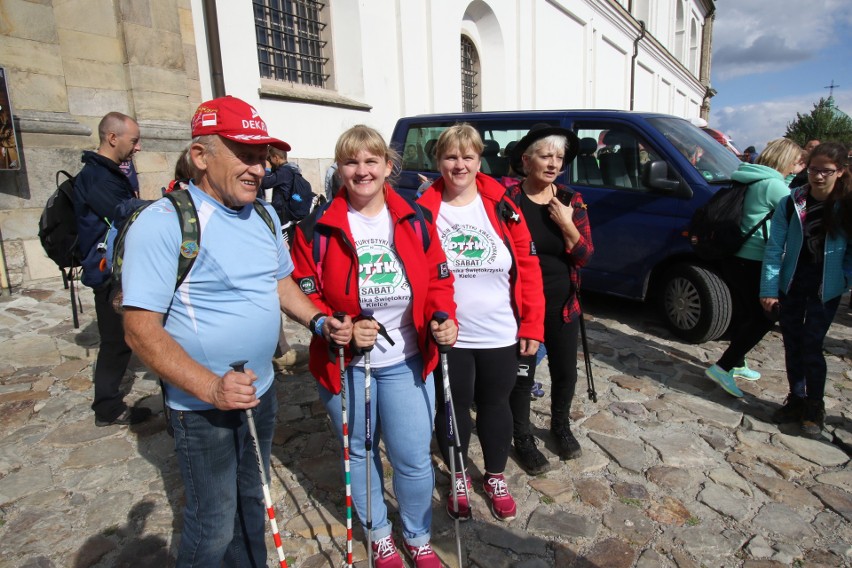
top-left (418, 123), bottom-right (544, 523)
top-left (290, 125), bottom-right (457, 568)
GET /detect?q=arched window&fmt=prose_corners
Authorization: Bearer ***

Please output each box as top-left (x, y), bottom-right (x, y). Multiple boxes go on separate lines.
top-left (461, 35), bottom-right (480, 112)
top-left (689, 19), bottom-right (699, 74)
top-left (674, 1), bottom-right (685, 63)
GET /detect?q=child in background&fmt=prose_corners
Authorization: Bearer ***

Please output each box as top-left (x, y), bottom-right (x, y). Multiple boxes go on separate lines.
top-left (761, 142), bottom-right (852, 437)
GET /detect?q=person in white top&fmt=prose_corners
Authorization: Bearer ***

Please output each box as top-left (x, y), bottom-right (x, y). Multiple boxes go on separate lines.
top-left (290, 125), bottom-right (458, 568)
top-left (417, 124), bottom-right (544, 523)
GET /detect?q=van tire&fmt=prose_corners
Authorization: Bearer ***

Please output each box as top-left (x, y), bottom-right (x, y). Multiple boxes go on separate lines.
top-left (660, 263), bottom-right (731, 343)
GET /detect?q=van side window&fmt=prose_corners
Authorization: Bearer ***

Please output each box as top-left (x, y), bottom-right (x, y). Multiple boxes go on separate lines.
top-left (572, 125), bottom-right (663, 192)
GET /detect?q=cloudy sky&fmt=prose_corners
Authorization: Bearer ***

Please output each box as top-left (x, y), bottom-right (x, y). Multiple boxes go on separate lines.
top-left (708, 0), bottom-right (852, 152)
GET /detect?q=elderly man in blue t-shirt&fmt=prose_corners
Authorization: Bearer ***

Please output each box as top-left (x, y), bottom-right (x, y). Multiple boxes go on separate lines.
top-left (121, 96), bottom-right (353, 567)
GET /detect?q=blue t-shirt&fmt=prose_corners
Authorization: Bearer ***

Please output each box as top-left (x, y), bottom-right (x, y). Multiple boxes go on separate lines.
top-left (121, 183), bottom-right (292, 411)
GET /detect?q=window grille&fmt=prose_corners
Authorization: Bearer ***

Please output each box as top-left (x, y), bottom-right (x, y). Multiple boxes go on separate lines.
top-left (461, 36), bottom-right (480, 112)
top-left (254, 0), bottom-right (329, 87)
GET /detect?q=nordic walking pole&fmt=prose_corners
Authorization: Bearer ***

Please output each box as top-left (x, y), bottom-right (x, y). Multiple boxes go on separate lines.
top-left (575, 291), bottom-right (597, 403)
top-left (229, 360), bottom-right (289, 568)
top-left (357, 309), bottom-right (376, 568)
top-left (331, 312), bottom-right (353, 568)
top-left (433, 311), bottom-right (465, 567)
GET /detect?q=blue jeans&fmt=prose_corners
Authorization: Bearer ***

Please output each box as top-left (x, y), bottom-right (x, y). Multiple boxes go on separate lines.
top-left (319, 356), bottom-right (435, 547)
top-left (171, 385), bottom-right (278, 568)
top-left (779, 264), bottom-right (841, 402)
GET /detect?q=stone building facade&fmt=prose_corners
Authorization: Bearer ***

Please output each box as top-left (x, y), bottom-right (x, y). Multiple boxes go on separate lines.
top-left (0, 0), bottom-right (715, 288)
top-left (0, 0), bottom-right (200, 287)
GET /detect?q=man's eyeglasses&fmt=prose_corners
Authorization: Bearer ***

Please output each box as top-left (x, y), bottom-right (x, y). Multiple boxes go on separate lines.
top-left (807, 167), bottom-right (838, 177)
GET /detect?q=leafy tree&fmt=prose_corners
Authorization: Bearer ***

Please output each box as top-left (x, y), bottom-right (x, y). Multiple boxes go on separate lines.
top-left (784, 97), bottom-right (852, 146)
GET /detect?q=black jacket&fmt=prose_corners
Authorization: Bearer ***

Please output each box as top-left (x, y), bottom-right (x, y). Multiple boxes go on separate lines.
top-left (72, 151), bottom-right (145, 288)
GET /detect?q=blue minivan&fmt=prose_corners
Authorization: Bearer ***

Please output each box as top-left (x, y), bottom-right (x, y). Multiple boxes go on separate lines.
top-left (389, 110), bottom-right (744, 343)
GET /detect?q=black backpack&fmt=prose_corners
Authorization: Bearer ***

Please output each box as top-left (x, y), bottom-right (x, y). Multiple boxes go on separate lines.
top-left (286, 172), bottom-right (315, 221)
top-left (38, 170), bottom-right (85, 327)
top-left (688, 180), bottom-right (773, 260)
top-left (38, 170), bottom-right (79, 270)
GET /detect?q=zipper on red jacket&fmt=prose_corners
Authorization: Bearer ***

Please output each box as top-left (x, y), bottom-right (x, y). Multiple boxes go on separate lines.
top-left (496, 215), bottom-right (522, 327)
top-left (340, 231), bottom-right (356, 296)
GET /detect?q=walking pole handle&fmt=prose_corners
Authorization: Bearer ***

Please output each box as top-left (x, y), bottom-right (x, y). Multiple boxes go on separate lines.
top-left (330, 311), bottom-right (346, 347)
top-left (358, 309), bottom-right (375, 353)
top-left (432, 311), bottom-right (452, 354)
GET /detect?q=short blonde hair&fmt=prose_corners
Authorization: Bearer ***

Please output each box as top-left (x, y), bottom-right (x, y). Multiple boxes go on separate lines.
top-left (756, 138), bottom-right (803, 174)
top-left (433, 123), bottom-right (484, 160)
top-left (334, 125), bottom-right (400, 183)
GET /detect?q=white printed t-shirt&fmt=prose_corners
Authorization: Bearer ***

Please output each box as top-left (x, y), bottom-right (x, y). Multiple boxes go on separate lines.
top-left (348, 204), bottom-right (419, 367)
top-left (437, 193), bottom-right (517, 348)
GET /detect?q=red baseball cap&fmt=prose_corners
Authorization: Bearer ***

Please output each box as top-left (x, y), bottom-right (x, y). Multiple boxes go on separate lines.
top-left (191, 96), bottom-right (291, 151)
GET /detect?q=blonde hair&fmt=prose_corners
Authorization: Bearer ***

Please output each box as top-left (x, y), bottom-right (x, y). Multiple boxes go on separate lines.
top-left (755, 138), bottom-right (803, 174)
top-left (433, 123), bottom-right (484, 160)
top-left (334, 125), bottom-right (399, 183)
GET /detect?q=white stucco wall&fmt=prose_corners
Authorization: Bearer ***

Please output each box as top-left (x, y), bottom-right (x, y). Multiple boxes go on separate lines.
top-left (194, 0), bottom-right (710, 185)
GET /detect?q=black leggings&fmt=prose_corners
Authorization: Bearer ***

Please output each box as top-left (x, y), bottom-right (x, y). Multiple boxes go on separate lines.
top-left (510, 305), bottom-right (580, 438)
top-left (717, 257), bottom-right (774, 371)
top-left (434, 344), bottom-right (518, 474)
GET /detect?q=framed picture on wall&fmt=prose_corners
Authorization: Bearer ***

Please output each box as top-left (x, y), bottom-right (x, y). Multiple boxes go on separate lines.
top-left (0, 67), bottom-right (21, 170)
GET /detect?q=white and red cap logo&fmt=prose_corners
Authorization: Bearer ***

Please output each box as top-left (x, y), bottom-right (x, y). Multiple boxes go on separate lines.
top-left (191, 96), bottom-right (291, 151)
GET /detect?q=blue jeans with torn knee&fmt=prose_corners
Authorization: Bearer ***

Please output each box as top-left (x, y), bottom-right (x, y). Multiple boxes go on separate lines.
top-left (171, 385), bottom-right (277, 568)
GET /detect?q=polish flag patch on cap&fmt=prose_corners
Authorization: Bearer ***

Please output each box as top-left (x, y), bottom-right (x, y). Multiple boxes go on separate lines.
top-left (191, 96), bottom-right (290, 151)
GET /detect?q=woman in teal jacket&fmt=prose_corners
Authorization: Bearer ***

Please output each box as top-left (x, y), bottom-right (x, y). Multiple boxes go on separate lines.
top-left (705, 138), bottom-right (803, 398)
top-left (761, 142), bottom-right (852, 437)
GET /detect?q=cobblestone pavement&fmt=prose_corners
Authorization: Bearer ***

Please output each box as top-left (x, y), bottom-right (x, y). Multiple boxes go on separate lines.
top-left (0, 278), bottom-right (850, 568)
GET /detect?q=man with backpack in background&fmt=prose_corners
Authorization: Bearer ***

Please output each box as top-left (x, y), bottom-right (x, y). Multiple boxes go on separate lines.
top-left (260, 145), bottom-right (314, 243)
top-left (73, 111), bottom-right (151, 427)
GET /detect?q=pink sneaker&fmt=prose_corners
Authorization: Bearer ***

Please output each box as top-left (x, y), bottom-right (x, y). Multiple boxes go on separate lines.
top-left (371, 534), bottom-right (404, 568)
top-left (404, 541), bottom-right (442, 568)
top-left (446, 471), bottom-right (472, 521)
top-left (483, 473), bottom-right (517, 521)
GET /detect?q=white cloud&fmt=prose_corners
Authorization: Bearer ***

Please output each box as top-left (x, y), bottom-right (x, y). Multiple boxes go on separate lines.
top-left (712, 0), bottom-right (852, 81)
top-left (710, 92), bottom-right (852, 151)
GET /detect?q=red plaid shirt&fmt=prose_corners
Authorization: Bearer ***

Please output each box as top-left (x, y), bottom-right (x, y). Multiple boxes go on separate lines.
top-left (505, 180), bottom-right (594, 323)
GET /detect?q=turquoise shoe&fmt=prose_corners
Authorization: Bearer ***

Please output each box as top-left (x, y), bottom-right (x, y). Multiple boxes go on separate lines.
top-left (705, 365), bottom-right (744, 398)
top-left (731, 364), bottom-right (761, 381)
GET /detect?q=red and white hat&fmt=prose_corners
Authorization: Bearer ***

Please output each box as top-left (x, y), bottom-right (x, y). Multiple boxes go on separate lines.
top-left (191, 96), bottom-right (291, 151)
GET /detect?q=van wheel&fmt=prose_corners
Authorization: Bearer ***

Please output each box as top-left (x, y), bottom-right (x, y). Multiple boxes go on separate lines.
top-left (660, 263), bottom-right (731, 343)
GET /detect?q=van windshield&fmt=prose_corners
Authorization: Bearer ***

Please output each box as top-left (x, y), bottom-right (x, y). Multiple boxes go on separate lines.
top-left (648, 117), bottom-right (742, 182)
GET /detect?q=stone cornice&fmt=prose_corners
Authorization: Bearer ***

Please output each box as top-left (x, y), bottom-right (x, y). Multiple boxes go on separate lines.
top-left (14, 111), bottom-right (91, 137)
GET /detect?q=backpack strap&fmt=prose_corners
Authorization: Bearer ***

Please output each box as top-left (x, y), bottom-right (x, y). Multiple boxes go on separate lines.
top-left (739, 180), bottom-right (774, 243)
top-left (252, 199), bottom-right (276, 236)
top-left (301, 200), bottom-right (333, 282)
top-left (163, 190), bottom-right (201, 289)
top-left (399, 195), bottom-right (432, 253)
